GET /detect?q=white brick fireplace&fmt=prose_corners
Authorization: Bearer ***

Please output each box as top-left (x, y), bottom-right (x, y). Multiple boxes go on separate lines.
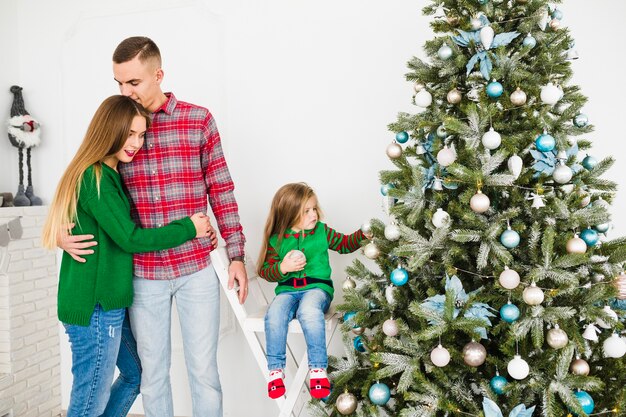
top-left (0, 206), bottom-right (61, 417)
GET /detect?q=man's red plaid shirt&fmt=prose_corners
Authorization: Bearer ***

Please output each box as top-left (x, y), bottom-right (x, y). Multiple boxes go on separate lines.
top-left (119, 93), bottom-right (245, 280)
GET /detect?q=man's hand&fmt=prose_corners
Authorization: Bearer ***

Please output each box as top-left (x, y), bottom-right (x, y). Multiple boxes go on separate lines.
top-left (228, 260), bottom-right (248, 304)
top-left (57, 223), bottom-right (97, 263)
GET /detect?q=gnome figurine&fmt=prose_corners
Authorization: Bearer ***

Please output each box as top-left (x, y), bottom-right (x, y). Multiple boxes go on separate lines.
top-left (7, 85), bottom-right (42, 206)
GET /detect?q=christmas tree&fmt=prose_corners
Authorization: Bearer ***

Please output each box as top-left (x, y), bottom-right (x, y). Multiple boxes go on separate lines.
top-left (312, 1), bottom-right (626, 416)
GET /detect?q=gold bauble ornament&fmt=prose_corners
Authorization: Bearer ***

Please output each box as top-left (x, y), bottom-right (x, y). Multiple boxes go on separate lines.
top-left (342, 276), bottom-right (357, 290)
top-left (614, 272), bottom-right (626, 300)
top-left (413, 82), bottom-right (426, 93)
top-left (510, 87), bottom-right (527, 106)
top-left (570, 358), bottom-right (590, 376)
top-left (446, 15), bottom-right (460, 26)
top-left (546, 325), bottom-right (568, 349)
top-left (462, 341), bottom-right (487, 367)
top-left (336, 392), bottom-right (358, 415)
top-left (447, 88), bottom-right (462, 104)
top-left (566, 235), bottom-right (587, 254)
top-left (549, 19), bottom-right (561, 30)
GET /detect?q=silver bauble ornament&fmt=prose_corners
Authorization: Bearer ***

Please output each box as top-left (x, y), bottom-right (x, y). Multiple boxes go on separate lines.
top-left (553, 162), bottom-right (573, 184)
top-left (523, 282), bottom-right (544, 305)
top-left (470, 191), bottom-right (490, 213)
top-left (352, 326), bottom-right (364, 335)
top-left (594, 197), bottom-right (610, 209)
top-left (570, 358), bottom-right (590, 376)
top-left (596, 305), bottom-right (618, 329)
top-left (603, 333), bottom-right (626, 358)
top-left (546, 325), bottom-right (568, 349)
top-left (361, 221), bottom-right (372, 236)
top-left (438, 43), bottom-right (453, 60)
top-left (481, 127), bottom-right (502, 150)
top-left (614, 272), bottom-right (626, 300)
top-left (507, 355), bottom-right (530, 380)
top-left (336, 392), bottom-right (358, 415)
top-left (462, 342), bottom-right (487, 367)
top-left (480, 25), bottom-right (495, 49)
top-left (437, 146), bottom-right (457, 167)
top-left (447, 88), bottom-right (462, 104)
top-left (508, 154), bottom-right (523, 179)
top-left (386, 142), bottom-right (402, 159)
top-left (363, 242), bottom-right (380, 259)
top-left (382, 318), bottom-right (399, 337)
top-left (566, 235), bottom-right (587, 254)
top-left (540, 82), bottom-right (561, 105)
top-left (384, 223), bottom-right (401, 241)
top-left (430, 344), bottom-right (451, 367)
top-left (342, 276), bottom-right (357, 290)
top-left (432, 208), bottom-right (451, 228)
top-left (510, 87), bottom-right (527, 106)
top-left (499, 266), bottom-right (521, 290)
top-left (415, 89), bottom-right (433, 107)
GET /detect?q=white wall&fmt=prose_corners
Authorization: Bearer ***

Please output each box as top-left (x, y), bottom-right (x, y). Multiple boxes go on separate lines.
top-left (1, 1), bottom-right (625, 416)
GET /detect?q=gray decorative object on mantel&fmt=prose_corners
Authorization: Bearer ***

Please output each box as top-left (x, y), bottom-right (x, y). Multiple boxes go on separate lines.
top-left (0, 217), bottom-right (22, 273)
top-left (7, 85), bottom-right (42, 206)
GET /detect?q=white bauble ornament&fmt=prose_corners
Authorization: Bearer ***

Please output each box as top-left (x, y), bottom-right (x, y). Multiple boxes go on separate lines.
top-left (437, 146), bottom-right (457, 167)
top-left (385, 285), bottom-right (396, 304)
top-left (462, 342), bottom-right (487, 367)
top-left (289, 250), bottom-right (306, 261)
top-left (437, 43), bottom-right (453, 60)
top-left (384, 223), bottom-right (401, 241)
top-left (566, 235), bottom-right (587, 254)
top-left (508, 154), bottom-right (523, 179)
top-left (594, 197), bottom-right (609, 209)
top-left (603, 333), bottom-right (626, 358)
top-left (510, 87), bottom-right (527, 106)
top-left (540, 82), bottom-right (561, 105)
top-left (507, 355), bottom-right (530, 380)
top-left (415, 89), bottom-right (433, 107)
top-left (382, 318), bottom-right (399, 337)
top-left (546, 325), bottom-right (569, 349)
top-left (482, 127), bottom-right (502, 150)
top-left (432, 208), bottom-right (451, 228)
top-left (386, 142), bottom-right (402, 159)
top-left (430, 344), bottom-right (451, 367)
top-left (361, 221), bottom-right (372, 236)
top-left (596, 305), bottom-right (618, 329)
top-left (470, 191), bottom-right (490, 213)
top-left (447, 88), bottom-right (462, 104)
top-left (560, 184), bottom-right (574, 194)
top-left (499, 266), bottom-right (521, 290)
top-left (480, 25), bottom-right (495, 49)
top-left (342, 276), bottom-right (357, 290)
top-left (523, 282), bottom-right (544, 305)
top-left (363, 242), bottom-right (380, 259)
top-left (553, 163), bottom-right (573, 184)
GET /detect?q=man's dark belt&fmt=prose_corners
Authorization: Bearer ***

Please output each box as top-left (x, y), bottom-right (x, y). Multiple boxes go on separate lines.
top-left (277, 277), bottom-right (333, 289)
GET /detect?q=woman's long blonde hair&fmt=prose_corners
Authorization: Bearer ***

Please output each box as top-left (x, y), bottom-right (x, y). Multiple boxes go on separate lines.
top-left (256, 182), bottom-right (323, 274)
top-left (42, 95), bottom-right (151, 249)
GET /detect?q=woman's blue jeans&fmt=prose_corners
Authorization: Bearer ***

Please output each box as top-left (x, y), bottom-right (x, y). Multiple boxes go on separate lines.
top-left (264, 288), bottom-right (331, 371)
top-left (64, 305), bottom-right (141, 417)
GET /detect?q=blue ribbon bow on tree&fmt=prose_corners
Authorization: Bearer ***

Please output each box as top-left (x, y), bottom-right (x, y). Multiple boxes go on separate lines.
top-left (483, 397), bottom-right (536, 417)
top-left (530, 142), bottom-right (582, 177)
top-left (451, 15), bottom-right (520, 80)
top-left (421, 275), bottom-right (495, 339)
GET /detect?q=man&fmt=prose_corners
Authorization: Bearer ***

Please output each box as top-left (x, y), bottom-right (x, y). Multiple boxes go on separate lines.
top-left (62, 36), bottom-right (248, 417)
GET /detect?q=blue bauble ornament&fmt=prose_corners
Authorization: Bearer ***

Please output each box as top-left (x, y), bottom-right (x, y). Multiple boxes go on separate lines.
top-left (478, 0), bottom-right (489, 4)
top-left (523, 34), bottom-right (537, 48)
top-left (486, 81), bottom-right (504, 98)
top-left (574, 391), bottom-right (595, 414)
top-left (582, 155), bottom-right (597, 170)
top-left (380, 183), bottom-right (395, 196)
top-left (490, 375), bottom-right (508, 395)
top-left (368, 383), bottom-right (391, 405)
top-left (343, 311), bottom-right (357, 323)
top-left (390, 267), bottom-right (409, 286)
top-left (552, 9), bottom-right (563, 20)
top-left (535, 133), bottom-right (556, 152)
top-left (580, 228), bottom-right (599, 247)
top-left (573, 113), bottom-right (589, 128)
top-left (395, 131), bottom-right (410, 144)
top-left (353, 335), bottom-right (366, 352)
top-left (595, 223), bottom-right (610, 234)
top-left (500, 302), bottom-right (520, 323)
top-left (500, 229), bottom-right (521, 249)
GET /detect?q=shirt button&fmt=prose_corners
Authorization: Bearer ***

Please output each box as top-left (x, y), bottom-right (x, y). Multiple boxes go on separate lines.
top-left (157, 223), bottom-right (163, 227)
top-left (152, 169), bottom-right (157, 174)
top-left (155, 196), bottom-right (160, 201)
top-left (149, 143), bottom-right (154, 148)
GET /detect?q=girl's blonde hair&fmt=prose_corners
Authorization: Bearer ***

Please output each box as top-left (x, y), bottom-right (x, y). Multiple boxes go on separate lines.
top-left (42, 95), bottom-right (151, 249)
top-left (256, 182), bottom-right (323, 274)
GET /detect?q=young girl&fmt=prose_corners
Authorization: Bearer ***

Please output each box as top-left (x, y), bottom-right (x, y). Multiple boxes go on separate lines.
top-left (257, 182), bottom-right (368, 399)
top-left (42, 95), bottom-right (213, 417)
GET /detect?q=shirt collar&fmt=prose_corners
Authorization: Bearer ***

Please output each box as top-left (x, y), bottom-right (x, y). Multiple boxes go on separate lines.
top-left (154, 92), bottom-right (177, 115)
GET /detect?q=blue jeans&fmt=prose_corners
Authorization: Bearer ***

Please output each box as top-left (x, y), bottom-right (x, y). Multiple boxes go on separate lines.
top-left (129, 266), bottom-right (222, 417)
top-left (265, 288), bottom-right (332, 371)
top-left (64, 306), bottom-right (141, 417)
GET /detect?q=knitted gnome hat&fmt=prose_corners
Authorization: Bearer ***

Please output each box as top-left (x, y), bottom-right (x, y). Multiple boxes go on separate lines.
top-left (7, 85), bottom-right (41, 149)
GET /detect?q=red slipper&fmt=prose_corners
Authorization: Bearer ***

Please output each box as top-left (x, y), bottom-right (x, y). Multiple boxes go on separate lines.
top-left (309, 368), bottom-right (331, 399)
top-left (268, 369), bottom-right (285, 399)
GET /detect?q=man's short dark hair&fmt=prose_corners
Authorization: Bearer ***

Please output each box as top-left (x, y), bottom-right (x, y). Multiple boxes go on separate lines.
top-left (113, 36), bottom-right (162, 66)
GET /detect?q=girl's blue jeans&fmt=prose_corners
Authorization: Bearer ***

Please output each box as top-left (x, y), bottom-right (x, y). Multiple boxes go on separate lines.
top-left (264, 288), bottom-right (331, 371)
top-left (64, 305), bottom-right (141, 417)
